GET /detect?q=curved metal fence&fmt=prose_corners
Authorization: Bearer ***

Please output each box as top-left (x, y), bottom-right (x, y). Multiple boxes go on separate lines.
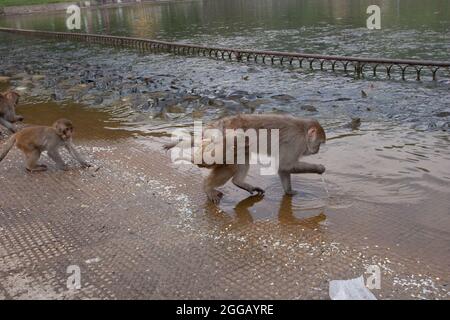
top-left (1, 27), bottom-right (449, 82)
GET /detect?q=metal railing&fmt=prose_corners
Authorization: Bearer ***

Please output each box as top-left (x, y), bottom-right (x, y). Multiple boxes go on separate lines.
top-left (1, 27), bottom-right (449, 82)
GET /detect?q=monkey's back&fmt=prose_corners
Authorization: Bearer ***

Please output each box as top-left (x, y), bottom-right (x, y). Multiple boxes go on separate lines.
top-left (211, 114), bottom-right (312, 132)
top-left (15, 126), bottom-right (55, 152)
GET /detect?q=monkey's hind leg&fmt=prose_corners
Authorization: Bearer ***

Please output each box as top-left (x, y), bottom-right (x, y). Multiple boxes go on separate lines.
top-left (203, 165), bottom-right (236, 204)
top-left (25, 150), bottom-right (47, 172)
top-left (232, 164), bottom-right (265, 195)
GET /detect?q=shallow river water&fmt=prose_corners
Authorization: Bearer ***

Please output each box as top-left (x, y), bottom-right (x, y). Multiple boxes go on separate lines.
top-left (0, 0), bottom-right (449, 293)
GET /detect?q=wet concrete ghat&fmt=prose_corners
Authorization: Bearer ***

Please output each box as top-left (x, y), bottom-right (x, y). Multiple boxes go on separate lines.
top-left (1, 27), bottom-right (449, 82)
top-left (1, 122), bottom-right (449, 299)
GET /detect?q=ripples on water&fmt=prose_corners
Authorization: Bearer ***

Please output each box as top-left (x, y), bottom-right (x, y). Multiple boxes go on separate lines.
top-left (0, 0), bottom-right (449, 225)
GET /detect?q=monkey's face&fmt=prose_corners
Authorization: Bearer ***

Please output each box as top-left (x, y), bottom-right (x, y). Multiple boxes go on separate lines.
top-left (305, 125), bottom-right (326, 155)
top-left (54, 119), bottom-right (74, 141)
top-left (61, 126), bottom-right (74, 140)
top-left (306, 139), bottom-right (322, 155)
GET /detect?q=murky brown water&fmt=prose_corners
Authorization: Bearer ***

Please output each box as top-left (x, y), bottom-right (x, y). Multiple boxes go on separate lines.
top-left (12, 100), bottom-right (450, 271)
top-left (16, 101), bottom-right (132, 140)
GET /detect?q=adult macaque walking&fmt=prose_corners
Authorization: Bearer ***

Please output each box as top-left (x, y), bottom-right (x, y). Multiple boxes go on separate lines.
top-left (164, 114), bottom-right (326, 204)
top-left (0, 90), bottom-right (24, 133)
top-left (0, 118), bottom-right (91, 172)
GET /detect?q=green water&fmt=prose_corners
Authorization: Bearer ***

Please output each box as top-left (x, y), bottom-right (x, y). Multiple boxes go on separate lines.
top-left (1, 0), bottom-right (449, 60)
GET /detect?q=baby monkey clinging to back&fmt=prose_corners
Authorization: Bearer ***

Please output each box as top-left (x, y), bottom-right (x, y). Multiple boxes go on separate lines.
top-left (0, 118), bottom-right (91, 172)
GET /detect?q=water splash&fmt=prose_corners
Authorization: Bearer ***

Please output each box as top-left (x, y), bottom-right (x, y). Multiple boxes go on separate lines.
top-left (321, 174), bottom-right (330, 198)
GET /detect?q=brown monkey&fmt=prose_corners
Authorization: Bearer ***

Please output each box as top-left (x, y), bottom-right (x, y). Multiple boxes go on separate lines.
top-left (164, 114), bottom-right (326, 204)
top-left (0, 118), bottom-right (91, 172)
top-left (0, 90), bottom-right (24, 133)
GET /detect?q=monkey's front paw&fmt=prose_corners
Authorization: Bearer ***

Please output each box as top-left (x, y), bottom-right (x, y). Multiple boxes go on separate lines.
top-left (316, 164), bottom-right (326, 174)
top-left (207, 190), bottom-right (224, 204)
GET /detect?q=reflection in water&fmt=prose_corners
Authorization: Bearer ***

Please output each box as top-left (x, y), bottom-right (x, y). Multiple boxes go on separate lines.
top-left (215, 193), bottom-right (327, 229)
top-left (277, 195), bottom-right (326, 228)
top-left (233, 194), bottom-right (265, 224)
top-left (0, 0), bottom-right (449, 59)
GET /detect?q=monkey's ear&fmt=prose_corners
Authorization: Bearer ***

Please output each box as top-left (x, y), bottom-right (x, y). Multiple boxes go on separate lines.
top-left (307, 127), bottom-right (317, 139)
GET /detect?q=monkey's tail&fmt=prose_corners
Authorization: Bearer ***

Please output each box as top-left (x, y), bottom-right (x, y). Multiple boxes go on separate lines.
top-left (162, 140), bottom-right (179, 151)
top-left (0, 134), bottom-right (16, 162)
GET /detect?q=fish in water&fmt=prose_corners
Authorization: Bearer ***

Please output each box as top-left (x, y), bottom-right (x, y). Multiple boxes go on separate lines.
top-left (344, 117), bottom-right (361, 130)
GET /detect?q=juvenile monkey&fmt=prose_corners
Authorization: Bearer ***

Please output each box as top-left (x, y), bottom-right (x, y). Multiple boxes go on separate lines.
top-left (164, 114), bottom-right (326, 204)
top-left (0, 90), bottom-right (24, 133)
top-left (0, 118), bottom-right (91, 172)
